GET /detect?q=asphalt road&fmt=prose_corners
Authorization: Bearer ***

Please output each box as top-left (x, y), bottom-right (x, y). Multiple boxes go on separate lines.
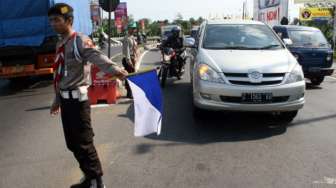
top-left (1, 48), bottom-right (336, 188)
top-left (101, 42), bottom-right (122, 58)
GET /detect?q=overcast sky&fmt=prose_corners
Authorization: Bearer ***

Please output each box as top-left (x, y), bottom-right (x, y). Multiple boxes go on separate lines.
top-left (101, 0), bottom-right (302, 21)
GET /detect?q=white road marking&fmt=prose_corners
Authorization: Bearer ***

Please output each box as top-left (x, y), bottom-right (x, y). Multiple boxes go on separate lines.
top-left (135, 50), bottom-right (149, 71)
top-left (91, 104), bottom-right (114, 108)
top-left (313, 177), bottom-right (336, 185)
top-left (111, 53), bottom-right (121, 60)
top-left (326, 76), bottom-right (336, 80)
top-left (28, 82), bottom-right (42, 89)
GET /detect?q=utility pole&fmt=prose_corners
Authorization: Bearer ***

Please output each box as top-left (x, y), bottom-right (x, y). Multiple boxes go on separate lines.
top-left (333, 4), bottom-right (336, 50)
top-left (242, 1), bottom-right (245, 19)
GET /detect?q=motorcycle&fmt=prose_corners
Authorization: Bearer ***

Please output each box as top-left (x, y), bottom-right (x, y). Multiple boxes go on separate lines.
top-left (158, 47), bottom-right (187, 87)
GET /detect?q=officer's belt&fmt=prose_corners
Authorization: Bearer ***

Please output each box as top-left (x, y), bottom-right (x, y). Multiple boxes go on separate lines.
top-left (60, 90), bottom-right (80, 99)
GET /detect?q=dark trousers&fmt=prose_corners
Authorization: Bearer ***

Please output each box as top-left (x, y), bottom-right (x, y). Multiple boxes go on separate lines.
top-left (60, 97), bottom-right (103, 179)
top-left (122, 57), bottom-right (135, 98)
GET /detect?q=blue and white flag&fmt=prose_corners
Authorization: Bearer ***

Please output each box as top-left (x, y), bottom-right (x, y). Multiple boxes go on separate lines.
top-left (127, 70), bottom-right (163, 137)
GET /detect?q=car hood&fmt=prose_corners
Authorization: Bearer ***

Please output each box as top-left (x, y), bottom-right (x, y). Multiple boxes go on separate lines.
top-left (198, 49), bottom-right (297, 73)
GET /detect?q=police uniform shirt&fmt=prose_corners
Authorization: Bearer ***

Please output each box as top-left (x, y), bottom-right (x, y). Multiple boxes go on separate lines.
top-left (54, 33), bottom-right (122, 102)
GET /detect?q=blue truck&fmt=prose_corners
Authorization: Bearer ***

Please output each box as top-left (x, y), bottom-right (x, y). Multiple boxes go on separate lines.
top-left (273, 25), bottom-right (334, 86)
top-left (0, 0), bottom-right (92, 79)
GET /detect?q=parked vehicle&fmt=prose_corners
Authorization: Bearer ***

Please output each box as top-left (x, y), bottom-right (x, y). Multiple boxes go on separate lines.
top-left (273, 25), bottom-right (334, 86)
top-left (186, 20), bottom-right (305, 123)
top-left (0, 0), bottom-right (93, 80)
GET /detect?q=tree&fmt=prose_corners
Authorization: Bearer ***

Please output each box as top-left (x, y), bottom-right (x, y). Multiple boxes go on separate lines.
top-left (176, 13), bottom-right (183, 21)
top-left (101, 18), bottom-right (118, 37)
top-left (128, 14), bottom-right (135, 24)
top-left (147, 21), bottom-right (161, 36)
top-left (197, 17), bottom-right (204, 25)
top-left (189, 18), bottom-right (197, 26)
top-left (173, 13), bottom-right (184, 26)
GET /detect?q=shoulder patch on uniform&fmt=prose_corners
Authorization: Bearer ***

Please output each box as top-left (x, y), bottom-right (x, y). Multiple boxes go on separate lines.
top-left (84, 38), bottom-right (95, 48)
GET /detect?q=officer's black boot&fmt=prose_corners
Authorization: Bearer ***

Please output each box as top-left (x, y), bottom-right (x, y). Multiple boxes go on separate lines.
top-left (125, 80), bottom-right (133, 99)
top-left (70, 176), bottom-right (105, 188)
top-left (95, 177), bottom-right (106, 188)
top-left (70, 177), bottom-right (90, 188)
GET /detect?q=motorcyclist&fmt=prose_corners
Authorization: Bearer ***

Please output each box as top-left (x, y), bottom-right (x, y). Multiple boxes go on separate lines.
top-left (163, 26), bottom-right (183, 51)
top-left (162, 26), bottom-right (185, 76)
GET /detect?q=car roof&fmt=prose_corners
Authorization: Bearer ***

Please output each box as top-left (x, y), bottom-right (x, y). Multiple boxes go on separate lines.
top-left (273, 25), bottom-right (320, 31)
top-left (206, 19), bottom-right (265, 25)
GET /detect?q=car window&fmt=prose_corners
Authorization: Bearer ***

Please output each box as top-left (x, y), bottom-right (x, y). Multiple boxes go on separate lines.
top-left (288, 30), bottom-right (329, 48)
top-left (203, 24), bottom-right (284, 50)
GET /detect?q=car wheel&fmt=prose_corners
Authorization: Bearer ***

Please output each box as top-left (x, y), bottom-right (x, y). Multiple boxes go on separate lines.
top-left (193, 104), bottom-right (204, 117)
top-left (9, 77), bottom-right (28, 83)
top-left (160, 66), bottom-right (168, 88)
top-left (310, 76), bottom-right (324, 86)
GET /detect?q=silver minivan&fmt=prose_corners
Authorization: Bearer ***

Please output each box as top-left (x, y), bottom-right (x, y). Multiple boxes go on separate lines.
top-left (186, 20), bottom-right (305, 123)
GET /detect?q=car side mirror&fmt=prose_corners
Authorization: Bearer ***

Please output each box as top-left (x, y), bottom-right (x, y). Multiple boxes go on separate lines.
top-left (283, 38), bottom-right (293, 46)
top-left (184, 37), bottom-right (196, 48)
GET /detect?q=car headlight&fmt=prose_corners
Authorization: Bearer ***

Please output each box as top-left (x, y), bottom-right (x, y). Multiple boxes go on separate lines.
top-left (326, 54), bottom-right (332, 62)
top-left (284, 64), bottom-right (304, 84)
top-left (198, 63), bottom-right (225, 83)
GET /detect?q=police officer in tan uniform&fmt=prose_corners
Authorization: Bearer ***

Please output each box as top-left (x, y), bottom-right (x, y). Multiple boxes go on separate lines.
top-left (48, 3), bottom-right (128, 188)
top-left (122, 24), bottom-right (138, 98)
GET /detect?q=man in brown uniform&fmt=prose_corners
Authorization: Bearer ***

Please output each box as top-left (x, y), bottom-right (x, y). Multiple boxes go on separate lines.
top-left (48, 3), bottom-right (128, 188)
top-left (122, 24), bottom-right (138, 98)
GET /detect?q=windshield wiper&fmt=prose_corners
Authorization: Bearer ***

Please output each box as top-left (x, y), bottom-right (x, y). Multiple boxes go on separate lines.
top-left (319, 43), bottom-right (328, 46)
top-left (220, 46), bottom-right (258, 50)
top-left (258, 44), bottom-right (281, 50)
top-left (303, 42), bottom-right (313, 46)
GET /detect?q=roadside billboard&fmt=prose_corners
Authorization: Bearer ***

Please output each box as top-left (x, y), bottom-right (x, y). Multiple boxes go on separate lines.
top-left (300, 7), bottom-right (333, 21)
top-left (294, 0), bottom-right (336, 3)
top-left (140, 19), bottom-right (145, 32)
top-left (114, 2), bottom-right (128, 33)
top-left (90, 4), bottom-right (101, 23)
top-left (254, 0), bottom-right (289, 26)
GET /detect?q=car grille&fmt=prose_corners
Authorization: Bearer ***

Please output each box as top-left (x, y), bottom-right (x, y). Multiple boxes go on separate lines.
top-left (220, 96), bottom-right (290, 104)
top-left (301, 57), bottom-right (324, 65)
top-left (224, 73), bottom-right (285, 86)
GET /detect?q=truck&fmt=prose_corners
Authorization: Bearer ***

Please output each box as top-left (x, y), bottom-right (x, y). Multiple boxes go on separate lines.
top-left (0, 0), bottom-right (92, 80)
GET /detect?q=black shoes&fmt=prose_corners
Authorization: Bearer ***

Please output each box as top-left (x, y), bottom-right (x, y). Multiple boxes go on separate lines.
top-left (70, 177), bottom-right (105, 188)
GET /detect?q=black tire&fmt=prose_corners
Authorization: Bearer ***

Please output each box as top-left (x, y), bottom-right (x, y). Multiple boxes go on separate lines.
top-left (8, 77), bottom-right (28, 84)
top-left (160, 66), bottom-right (168, 88)
top-left (310, 77), bottom-right (324, 86)
top-left (192, 104), bottom-right (203, 117)
top-left (273, 110), bottom-right (298, 124)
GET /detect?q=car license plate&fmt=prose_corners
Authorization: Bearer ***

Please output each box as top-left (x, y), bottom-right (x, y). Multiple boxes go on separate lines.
top-left (241, 93), bottom-right (273, 104)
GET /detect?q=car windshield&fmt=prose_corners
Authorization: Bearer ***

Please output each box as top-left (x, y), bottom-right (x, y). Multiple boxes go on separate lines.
top-left (203, 24), bottom-right (284, 50)
top-left (288, 30), bottom-right (329, 48)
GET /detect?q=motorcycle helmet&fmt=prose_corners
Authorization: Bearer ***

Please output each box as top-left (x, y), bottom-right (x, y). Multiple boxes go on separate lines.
top-left (171, 26), bottom-right (181, 37)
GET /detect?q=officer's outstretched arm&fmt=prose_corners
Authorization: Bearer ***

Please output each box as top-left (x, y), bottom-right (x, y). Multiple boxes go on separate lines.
top-left (78, 36), bottom-right (123, 75)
